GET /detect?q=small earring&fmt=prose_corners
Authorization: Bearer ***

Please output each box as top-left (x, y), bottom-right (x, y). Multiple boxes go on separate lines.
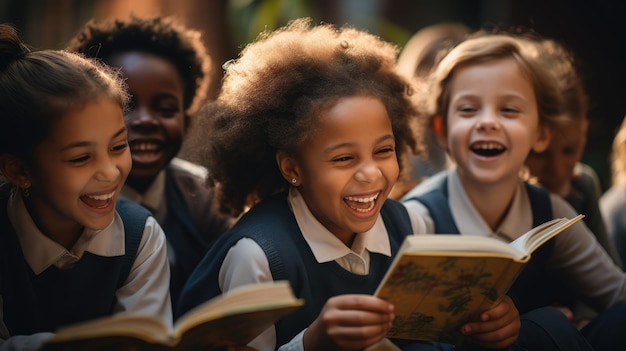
top-left (291, 178), bottom-right (297, 184)
top-left (20, 186), bottom-right (30, 198)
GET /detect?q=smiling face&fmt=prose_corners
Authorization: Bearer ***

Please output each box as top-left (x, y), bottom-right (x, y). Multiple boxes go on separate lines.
top-left (25, 99), bottom-right (131, 240)
top-left (278, 96), bottom-right (399, 245)
top-left (440, 57), bottom-right (550, 188)
top-left (526, 119), bottom-right (587, 194)
top-left (107, 51), bottom-right (187, 192)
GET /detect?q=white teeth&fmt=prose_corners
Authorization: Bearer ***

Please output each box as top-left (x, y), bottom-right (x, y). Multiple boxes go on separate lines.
top-left (345, 193), bottom-right (379, 213)
top-left (345, 193), bottom-right (379, 202)
top-left (473, 142), bottom-right (503, 150)
top-left (134, 142), bottom-right (159, 151)
top-left (86, 191), bottom-right (115, 201)
top-left (354, 201), bottom-right (376, 213)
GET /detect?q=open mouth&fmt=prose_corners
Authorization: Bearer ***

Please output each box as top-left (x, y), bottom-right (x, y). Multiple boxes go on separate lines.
top-left (344, 192), bottom-right (379, 213)
top-left (470, 141), bottom-right (505, 157)
top-left (81, 191), bottom-right (116, 209)
top-left (129, 141), bottom-right (164, 164)
top-left (131, 141), bottom-right (161, 152)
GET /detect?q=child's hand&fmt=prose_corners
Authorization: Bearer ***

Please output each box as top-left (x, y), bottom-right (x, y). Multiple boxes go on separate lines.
top-left (459, 295), bottom-right (520, 349)
top-left (303, 294), bottom-right (394, 351)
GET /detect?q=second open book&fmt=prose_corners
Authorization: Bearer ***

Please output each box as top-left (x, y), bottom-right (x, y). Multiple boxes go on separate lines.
top-left (41, 280), bottom-right (304, 351)
top-left (375, 214), bottom-right (584, 345)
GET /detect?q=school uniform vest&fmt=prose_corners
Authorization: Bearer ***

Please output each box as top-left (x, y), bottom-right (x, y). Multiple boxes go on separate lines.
top-left (405, 176), bottom-right (568, 314)
top-left (0, 184), bottom-right (148, 335)
top-left (158, 165), bottom-right (234, 306)
top-left (177, 191), bottom-right (413, 349)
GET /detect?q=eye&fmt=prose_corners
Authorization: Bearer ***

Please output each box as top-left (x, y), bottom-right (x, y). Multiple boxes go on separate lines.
top-left (111, 141), bottom-right (129, 153)
top-left (562, 146), bottom-right (577, 155)
top-left (332, 155), bottom-right (353, 163)
top-left (156, 104), bottom-right (181, 118)
top-left (68, 155), bottom-right (90, 164)
top-left (501, 106), bottom-right (520, 116)
top-left (376, 146), bottom-right (396, 155)
top-left (457, 105), bottom-right (477, 117)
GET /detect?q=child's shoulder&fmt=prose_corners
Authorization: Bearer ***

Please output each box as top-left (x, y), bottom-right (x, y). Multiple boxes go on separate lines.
top-left (401, 170), bottom-right (449, 201)
top-left (169, 157), bottom-right (209, 181)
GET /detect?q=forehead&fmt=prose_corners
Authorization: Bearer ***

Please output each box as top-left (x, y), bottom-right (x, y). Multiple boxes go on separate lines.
top-left (107, 51), bottom-right (184, 92)
top-left (305, 96), bottom-right (393, 148)
top-left (44, 99), bottom-right (125, 147)
top-left (551, 122), bottom-right (587, 145)
top-left (450, 57), bottom-right (533, 97)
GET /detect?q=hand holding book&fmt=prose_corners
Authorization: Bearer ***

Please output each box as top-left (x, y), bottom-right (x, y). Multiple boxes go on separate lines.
top-left (375, 214), bottom-right (584, 344)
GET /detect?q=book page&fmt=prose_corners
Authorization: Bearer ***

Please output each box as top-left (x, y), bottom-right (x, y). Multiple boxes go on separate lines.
top-left (174, 280), bottom-right (303, 336)
top-left (399, 235), bottom-right (524, 260)
top-left (47, 314), bottom-right (169, 345)
top-left (376, 253), bottom-right (524, 344)
top-left (509, 215), bottom-right (584, 256)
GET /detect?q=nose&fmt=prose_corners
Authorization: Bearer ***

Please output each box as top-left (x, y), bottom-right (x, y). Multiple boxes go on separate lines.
top-left (354, 160), bottom-right (382, 183)
top-left (476, 110), bottom-right (500, 132)
top-left (95, 155), bottom-right (121, 182)
top-left (128, 106), bottom-right (158, 131)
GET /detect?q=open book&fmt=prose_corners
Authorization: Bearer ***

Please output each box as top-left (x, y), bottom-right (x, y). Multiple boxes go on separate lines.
top-left (375, 214), bottom-right (584, 345)
top-left (41, 280), bottom-right (304, 351)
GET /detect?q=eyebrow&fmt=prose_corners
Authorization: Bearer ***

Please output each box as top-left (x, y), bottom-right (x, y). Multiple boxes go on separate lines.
top-left (322, 134), bottom-right (395, 154)
top-left (60, 126), bottom-right (127, 151)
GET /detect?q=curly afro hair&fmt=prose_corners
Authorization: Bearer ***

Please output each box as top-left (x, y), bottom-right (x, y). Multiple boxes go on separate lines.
top-left (188, 18), bottom-right (423, 216)
top-left (67, 15), bottom-right (210, 115)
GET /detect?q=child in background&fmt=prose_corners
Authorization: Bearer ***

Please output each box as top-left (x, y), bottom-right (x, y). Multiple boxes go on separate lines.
top-left (402, 31), bottom-right (626, 351)
top-left (525, 37), bottom-right (622, 330)
top-left (601, 115), bottom-right (626, 268)
top-left (525, 38), bottom-right (621, 267)
top-left (391, 23), bottom-right (469, 199)
top-left (67, 15), bottom-right (235, 306)
top-left (0, 24), bottom-right (171, 351)
top-left (177, 18), bottom-right (594, 351)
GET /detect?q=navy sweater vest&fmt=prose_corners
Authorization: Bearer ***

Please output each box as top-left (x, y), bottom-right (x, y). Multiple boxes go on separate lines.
top-left (177, 191), bottom-right (413, 349)
top-left (0, 184), bottom-right (148, 335)
top-left (405, 177), bottom-right (567, 314)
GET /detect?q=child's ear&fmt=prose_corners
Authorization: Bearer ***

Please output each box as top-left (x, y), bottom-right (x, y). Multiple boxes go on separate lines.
top-left (531, 124), bottom-right (552, 153)
top-left (276, 150), bottom-right (301, 186)
top-left (0, 154), bottom-right (32, 188)
top-left (433, 115), bottom-right (448, 150)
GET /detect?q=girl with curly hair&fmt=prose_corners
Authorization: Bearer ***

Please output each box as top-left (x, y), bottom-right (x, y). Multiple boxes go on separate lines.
top-left (176, 18), bottom-right (590, 351)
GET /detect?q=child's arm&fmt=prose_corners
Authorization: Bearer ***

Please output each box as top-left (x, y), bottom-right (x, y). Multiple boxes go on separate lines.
top-left (458, 295), bottom-right (520, 349)
top-left (303, 294), bottom-right (395, 351)
top-left (115, 217), bottom-right (172, 324)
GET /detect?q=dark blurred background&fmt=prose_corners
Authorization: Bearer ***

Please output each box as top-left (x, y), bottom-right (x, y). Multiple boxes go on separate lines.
top-left (2, 0), bottom-right (625, 191)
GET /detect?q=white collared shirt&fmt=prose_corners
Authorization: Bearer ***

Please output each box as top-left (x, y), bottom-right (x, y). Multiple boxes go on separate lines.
top-left (218, 187), bottom-right (426, 351)
top-left (403, 168), bottom-right (626, 313)
top-left (0, 188), bottom-right (172, 351)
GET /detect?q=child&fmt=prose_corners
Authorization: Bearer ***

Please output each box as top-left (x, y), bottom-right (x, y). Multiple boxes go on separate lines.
top-left (401, 31), bottom-right (626, 351)
top-left (0, 23), bottom-right (171, 351)
top-left (525, 38), bottom-right (621, 267)
top-left (66, 15), bottom-right (235, 306)
top-left (601, 115), bottom-right (626, 268)
top-left (177, 18), bottom-right (594, 351)
top-left (392, 23), bottom-right (469, 199)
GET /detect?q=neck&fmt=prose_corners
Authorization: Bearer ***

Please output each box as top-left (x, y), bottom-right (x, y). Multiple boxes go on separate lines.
top-left (23, 196), bottom-right (83, 250)
top-left (459, 175), bottom-right (518, 231)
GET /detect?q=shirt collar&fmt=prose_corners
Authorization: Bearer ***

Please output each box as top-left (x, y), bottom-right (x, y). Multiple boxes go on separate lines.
top-left (448, 169), bottom-right (533, 241)
top-left (7, 188), bottom-right (125, 274)
top-left (121, 170), bottom-right (165, 212)
top-left (288, 187), bottom-right (391, 263)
